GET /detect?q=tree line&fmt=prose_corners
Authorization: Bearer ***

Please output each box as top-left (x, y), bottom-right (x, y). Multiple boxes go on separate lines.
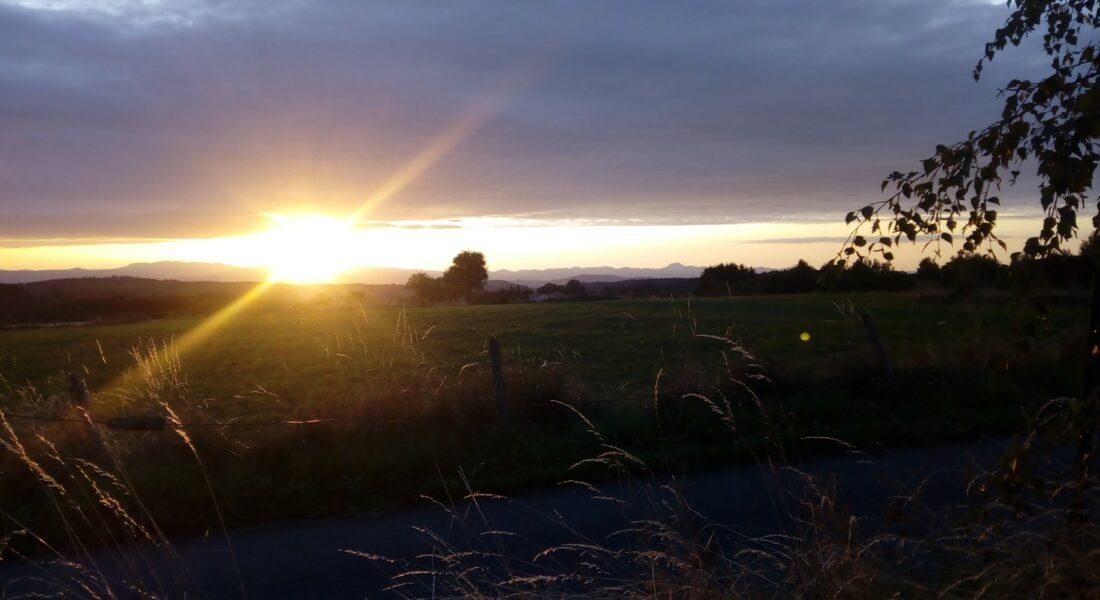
top-left (695, 248), bottom-right (1096, 297)
top-left (0, 278), bottom-right (409, 325)
top-left (0, 279), bottom-right (267, 324)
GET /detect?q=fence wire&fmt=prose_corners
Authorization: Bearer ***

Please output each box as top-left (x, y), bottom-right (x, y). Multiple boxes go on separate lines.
top-left (0, 392), bottom-right (661, 431)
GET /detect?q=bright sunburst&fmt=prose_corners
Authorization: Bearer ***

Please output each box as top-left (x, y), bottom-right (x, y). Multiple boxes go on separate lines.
top-left (254, 213), bottom-right (361, 284)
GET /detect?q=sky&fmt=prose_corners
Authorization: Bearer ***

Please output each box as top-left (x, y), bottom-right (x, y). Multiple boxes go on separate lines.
top-left (0, 0), bottom-right (1059, 277)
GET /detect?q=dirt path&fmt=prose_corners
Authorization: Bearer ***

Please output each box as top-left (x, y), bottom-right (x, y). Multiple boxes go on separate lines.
top-left (0, 437), bottom-right (1010, 599)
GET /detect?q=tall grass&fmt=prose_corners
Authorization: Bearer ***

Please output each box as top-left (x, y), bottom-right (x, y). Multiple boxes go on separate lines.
top-left (355, 339), bottom-right (1100, 598)
top-left (0, 340), bottom-right (222, 597)
top-left (0, 306), bottom-right (598, 592)
top-left (0, 295), bottom-right (1096, 597)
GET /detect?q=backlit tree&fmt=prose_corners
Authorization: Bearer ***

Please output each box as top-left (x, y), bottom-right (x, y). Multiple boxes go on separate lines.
top-left (843, 0), bottom-right (1098, 263)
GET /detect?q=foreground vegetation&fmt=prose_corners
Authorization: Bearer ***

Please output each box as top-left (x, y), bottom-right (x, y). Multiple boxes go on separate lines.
top-left (0, 291), bottom-right (1086, 559)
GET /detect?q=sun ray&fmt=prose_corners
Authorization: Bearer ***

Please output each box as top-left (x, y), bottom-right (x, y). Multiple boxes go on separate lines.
top-left (349, 73), bottom-right (530, 223)
top-left (92, 73), bottom-right (533, 402)
top-left (96, 280), bottom-right (275, 400)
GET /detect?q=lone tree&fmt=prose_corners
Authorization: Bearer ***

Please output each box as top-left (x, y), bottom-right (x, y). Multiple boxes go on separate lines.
top-left (843, 0), bottom-right (1098, 263)
top-left (442, 251), bottom-right (488, 301)
top-left (406, 251), bottom-right (489, 303)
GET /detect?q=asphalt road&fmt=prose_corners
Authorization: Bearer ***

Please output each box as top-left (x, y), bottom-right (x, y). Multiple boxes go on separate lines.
top-left (0, 437), bottom-right (1011, 599)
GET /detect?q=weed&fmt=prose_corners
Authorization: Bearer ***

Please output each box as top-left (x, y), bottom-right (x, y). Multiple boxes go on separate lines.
top-left (0, 294), bottom-right (1096, 597)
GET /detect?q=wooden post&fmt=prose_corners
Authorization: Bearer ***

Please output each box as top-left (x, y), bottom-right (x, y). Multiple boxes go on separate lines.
top-left (1072, 269), bottom-right (1100, 523)
top-left (68, 372), bottom-right (90, 406)
top-left (858, 310), bottom-right (894, 383)
top-left (488, 335), bottom-right (505, 415)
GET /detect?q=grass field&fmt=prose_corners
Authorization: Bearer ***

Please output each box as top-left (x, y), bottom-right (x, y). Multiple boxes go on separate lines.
top-left (1, 291), bottom-right (1084, 406)
top-left (0, 290), bottom-right (1089, 552)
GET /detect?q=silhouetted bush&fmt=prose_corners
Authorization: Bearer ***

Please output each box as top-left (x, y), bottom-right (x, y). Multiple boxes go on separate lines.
top-left (695, 263), bottom-right (756, 296)
top-left (470, 285), bottom-right (532, 305)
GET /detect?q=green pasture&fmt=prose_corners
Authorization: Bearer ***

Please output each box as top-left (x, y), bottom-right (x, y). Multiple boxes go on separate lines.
top-left (0, 291), bottom-right (1090, 547)
top-left (0, 292), bottom-right (1085, 413)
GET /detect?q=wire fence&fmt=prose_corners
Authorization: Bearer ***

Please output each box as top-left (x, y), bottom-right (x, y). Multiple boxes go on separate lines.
top-left (1, 331), bottom-right (698, 431)
top-left (0, 392), bottom-right (661, 431)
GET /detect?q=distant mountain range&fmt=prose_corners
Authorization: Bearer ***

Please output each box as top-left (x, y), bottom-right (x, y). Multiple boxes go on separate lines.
top-left (0, 262), bottom-right (269, 284)
top-left (493, 263), bottom-right (703, 287)
top-left (0, 261), bottom-right (706, 287)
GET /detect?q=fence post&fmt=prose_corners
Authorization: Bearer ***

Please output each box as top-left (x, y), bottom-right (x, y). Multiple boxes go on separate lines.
top-left (1072, 269), bottom-right (1100, 524)
top-left (488, 335), bottom-right (505, 415)
top-left (858, 309), bottom-right (895, 383)
top-left (68, 372), bottom-right (90, 406)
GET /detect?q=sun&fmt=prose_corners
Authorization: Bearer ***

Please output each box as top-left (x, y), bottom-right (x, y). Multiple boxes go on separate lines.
top-left (254, 213), bottom-right (362, 284)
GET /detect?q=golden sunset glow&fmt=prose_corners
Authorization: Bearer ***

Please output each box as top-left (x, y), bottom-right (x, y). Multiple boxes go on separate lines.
top-left (3, 2), bottom-right (1093, 594)
top-left (0, 214), bottom-right (1050, 276)
top-left (250, 213), bottom-right (361, 284)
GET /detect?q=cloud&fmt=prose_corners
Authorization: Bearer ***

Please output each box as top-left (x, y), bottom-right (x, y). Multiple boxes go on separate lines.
top-left (0, 0), bottom-right (1047, 241)
top-left (0, 211), bottom-right (265, 244)
top-left (355, 221), bottom-right (464, 230)
top-left (742, 236), bottom-right (852, 245)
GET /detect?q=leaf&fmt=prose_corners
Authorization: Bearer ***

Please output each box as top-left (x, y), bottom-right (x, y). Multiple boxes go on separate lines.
top-left (883, 251), bottom-right (895, 261)
top-left (845, 211), bottom-right (857, 224)
top-left (848, 3), bottom-right (1100, 268)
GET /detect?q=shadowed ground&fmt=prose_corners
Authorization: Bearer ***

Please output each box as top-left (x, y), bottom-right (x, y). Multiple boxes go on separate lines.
top-left (0, 437), bottom-right (1013, 598)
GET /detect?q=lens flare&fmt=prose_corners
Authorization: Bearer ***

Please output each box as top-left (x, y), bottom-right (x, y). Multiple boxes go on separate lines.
top-left (256, 213), bottom-right (360, 284)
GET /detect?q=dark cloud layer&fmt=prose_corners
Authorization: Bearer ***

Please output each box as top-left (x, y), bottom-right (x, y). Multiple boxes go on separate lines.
top-left (0, 0), bottom-right (1047, 240)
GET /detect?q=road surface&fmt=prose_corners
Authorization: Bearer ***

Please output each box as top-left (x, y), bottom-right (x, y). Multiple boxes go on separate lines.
top-left (0, 437), bottom-right (1011, 599)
